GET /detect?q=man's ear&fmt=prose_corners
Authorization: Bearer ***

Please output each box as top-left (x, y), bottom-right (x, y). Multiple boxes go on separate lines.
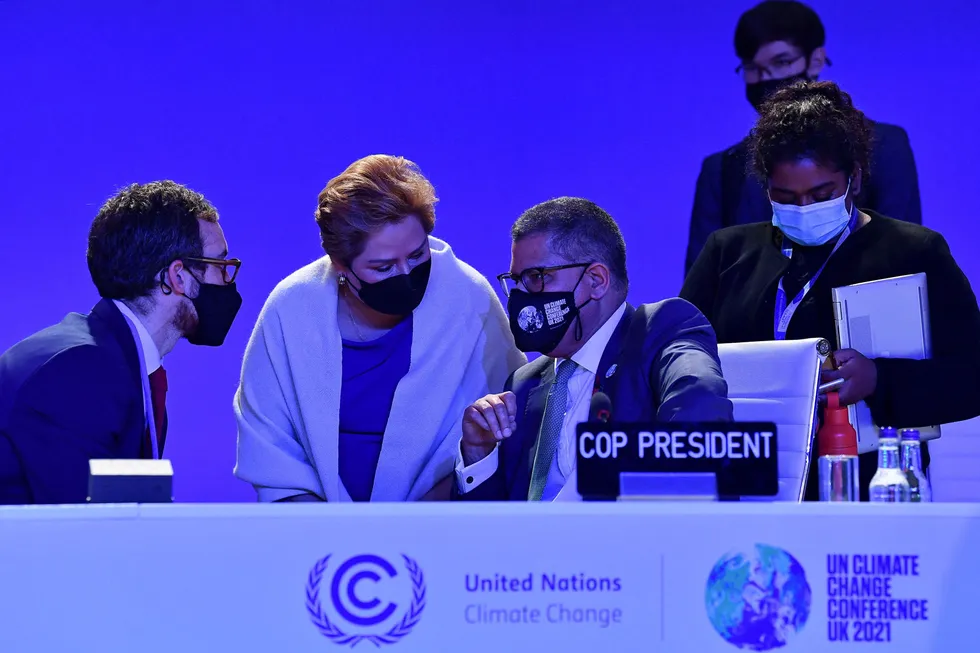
top-left (163, 260), bottom-right (190, 296)
top-left (586, 262), bottom-right (612, 300)
top-left (807, 47), bottom-right (827, 77)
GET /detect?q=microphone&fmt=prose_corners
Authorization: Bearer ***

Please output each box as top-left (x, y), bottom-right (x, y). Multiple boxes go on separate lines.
top-left (590, 391), bottom-right (612, 423)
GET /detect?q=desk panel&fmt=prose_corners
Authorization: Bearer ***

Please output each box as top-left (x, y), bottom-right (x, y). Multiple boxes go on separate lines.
top-left (0, 503), bottom-right (975, 652)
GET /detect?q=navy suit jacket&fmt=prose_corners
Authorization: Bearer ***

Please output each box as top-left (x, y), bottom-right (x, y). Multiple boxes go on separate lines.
top-left (0, 299), bottom-right (150, 504)
top-left (685, 121), bottom-right (922, 274)
top-left (455, 298), bottom-right (734, 501)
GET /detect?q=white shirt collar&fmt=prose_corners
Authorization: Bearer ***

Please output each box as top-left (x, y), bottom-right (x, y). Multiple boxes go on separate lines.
top-left (112, 300), bottom-right (162, 374)
top-left (557, 302), bottom-right (628, 375)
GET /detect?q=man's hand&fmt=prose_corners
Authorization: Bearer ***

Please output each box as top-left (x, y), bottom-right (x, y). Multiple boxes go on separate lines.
top-left (461, 392), bottom-right (518, 466)
top-left (820, 349), bottom-right (878, 405)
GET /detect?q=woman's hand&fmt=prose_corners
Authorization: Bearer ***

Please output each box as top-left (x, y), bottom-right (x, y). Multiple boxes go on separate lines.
top-left (821, 349), bottom-right (878, 405)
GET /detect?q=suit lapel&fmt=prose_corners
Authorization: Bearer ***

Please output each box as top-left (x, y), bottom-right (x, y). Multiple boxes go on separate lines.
top-left (512, 362), bottom-right (554, 500)
top-left (91, 299), bottom-right (148, 455)
top-left (594, 305), bottom-right (634, 397)
top-left (91, 299), bottom-right (142, 389)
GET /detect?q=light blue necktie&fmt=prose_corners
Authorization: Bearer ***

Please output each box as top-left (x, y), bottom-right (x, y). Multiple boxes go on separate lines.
top-left (527, 359), bottom-right (577, 501)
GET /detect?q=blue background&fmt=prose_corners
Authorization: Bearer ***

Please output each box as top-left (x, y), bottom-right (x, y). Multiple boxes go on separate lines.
top-left (2, 0), bottom-right (978, 501)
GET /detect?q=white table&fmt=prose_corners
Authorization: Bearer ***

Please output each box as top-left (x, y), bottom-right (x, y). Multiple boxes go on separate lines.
top-left (0, 502), bottom-right (975, 652)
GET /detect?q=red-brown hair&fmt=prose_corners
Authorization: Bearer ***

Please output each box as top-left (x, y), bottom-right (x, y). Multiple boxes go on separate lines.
top-left (315, 155), bottom-right (437, 264)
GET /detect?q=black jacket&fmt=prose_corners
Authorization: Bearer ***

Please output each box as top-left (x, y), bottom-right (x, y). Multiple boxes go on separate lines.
top-left (680, 213), bottom-right (980, 499)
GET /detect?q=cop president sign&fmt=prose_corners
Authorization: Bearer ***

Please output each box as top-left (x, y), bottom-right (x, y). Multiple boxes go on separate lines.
top-left (575, 422), bottom-right (779, 499)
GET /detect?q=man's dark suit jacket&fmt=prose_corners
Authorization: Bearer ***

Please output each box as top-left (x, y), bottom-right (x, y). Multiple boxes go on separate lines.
top-left (685, 121), bottom-right (922, 274)
top-left (0, 299), bottom-right (149, 504)
top-left (455, 298), bottom-right (734, 501)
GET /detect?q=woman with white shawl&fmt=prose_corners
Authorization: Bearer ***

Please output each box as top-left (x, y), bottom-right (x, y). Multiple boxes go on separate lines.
top-left (234, 155), bottom-right (525, 502)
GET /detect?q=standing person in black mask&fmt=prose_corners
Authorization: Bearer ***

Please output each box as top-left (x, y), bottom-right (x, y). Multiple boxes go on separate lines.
top-left (684, 0), bottom-right (921, 275)
top-left (453, 197), bottom-right (733, 502)
top-left (234, 155), bottom-right (525, 503)
top-left (0, 181), bottom-right (244, 504)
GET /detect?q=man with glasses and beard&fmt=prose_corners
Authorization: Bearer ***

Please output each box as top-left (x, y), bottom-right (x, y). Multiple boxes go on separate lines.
top-left (684, 0), bottom-right (921, 275)
top-left (0, 181), bottom-right (243, 504)
top-left (454, 197), bottom-right (733, 502)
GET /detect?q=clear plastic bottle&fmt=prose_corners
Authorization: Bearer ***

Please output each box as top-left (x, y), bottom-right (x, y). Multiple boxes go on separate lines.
top-left (817, 392), bottom-right (860, 502)
top-left (900, 429), bottom-right (932, 503)
top-left (868, 428), bottom-right (911, 503)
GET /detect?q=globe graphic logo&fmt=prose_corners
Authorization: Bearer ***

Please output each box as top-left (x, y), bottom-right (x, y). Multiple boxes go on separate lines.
top-left (517, 305), bottom-right (544, 333)
top-left (705, 544), bottom-right (811, 651)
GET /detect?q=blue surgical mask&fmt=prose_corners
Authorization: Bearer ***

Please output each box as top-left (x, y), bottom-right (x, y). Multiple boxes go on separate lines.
top-left (770, 182), bottom-right (852, 247)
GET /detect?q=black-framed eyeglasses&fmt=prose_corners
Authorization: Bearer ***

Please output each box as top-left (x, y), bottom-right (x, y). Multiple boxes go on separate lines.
top-left (183, 257), bottom-right (242, 284)
top-left (735, 54), bottom-right (805, 82)
top-left (496, 263), bottom-right (591, 297)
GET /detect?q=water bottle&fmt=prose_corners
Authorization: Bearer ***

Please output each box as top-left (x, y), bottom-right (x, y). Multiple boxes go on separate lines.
top-left (817, 392), bottom-right (860, 501)
top-left (900, 429), bottom-right (932, 503)
top-left (868, 428), bottom-right (911, 503)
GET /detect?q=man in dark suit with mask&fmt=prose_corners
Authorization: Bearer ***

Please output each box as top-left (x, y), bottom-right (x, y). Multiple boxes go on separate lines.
top-left (454, 197), bottom-right (733, 502)
top-left (685, 0), bottom-right (921, 274)
top-left (0, 181), bottom-right (243, 504)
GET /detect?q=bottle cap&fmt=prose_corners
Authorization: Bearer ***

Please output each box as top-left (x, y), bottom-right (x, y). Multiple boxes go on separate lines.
top-left (818, 392), bottom-right (858, 456)
top-left (878, 426), bottom-right (899, 446)
top-left (900, 428), bottom-right (921, 441)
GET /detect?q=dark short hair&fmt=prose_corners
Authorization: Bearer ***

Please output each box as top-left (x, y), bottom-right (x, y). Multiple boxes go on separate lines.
top-left (735, 1), bottom-right (825, 61)
top-left (86, 181), bottom-right (218, 301)
top-left (315, 155), bottom-right (437, 264)
top-left (749, 80), bottom-right (873, 182)
top-left (511, 197), bottom-right (628, 292)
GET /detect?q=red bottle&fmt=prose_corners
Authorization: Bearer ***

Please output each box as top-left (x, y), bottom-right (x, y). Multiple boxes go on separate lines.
top-left (818, 392), bottom-right (858, 456)
top-left (817, 392), bottom-right (860, 501)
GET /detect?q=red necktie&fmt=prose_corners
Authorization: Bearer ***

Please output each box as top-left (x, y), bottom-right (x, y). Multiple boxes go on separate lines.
top-left (145, 366), bottom-right (168, 457)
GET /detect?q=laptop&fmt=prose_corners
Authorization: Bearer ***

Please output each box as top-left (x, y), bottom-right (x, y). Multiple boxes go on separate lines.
top-left (832, 273), bottom-right (939, 453)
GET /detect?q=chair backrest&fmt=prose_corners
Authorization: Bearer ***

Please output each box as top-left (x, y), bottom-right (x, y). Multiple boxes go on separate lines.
top-left (717, 338), bottom-right (826, 502)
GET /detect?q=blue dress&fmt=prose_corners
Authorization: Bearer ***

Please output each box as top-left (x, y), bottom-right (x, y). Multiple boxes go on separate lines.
top-left (338, 314), bottom-right (413, 501)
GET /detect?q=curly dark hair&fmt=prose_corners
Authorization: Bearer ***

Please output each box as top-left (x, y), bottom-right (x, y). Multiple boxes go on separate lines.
top-left (86, 180), bottom-right (218, 302)
top-left (749, 80), bottom-right (873, 183)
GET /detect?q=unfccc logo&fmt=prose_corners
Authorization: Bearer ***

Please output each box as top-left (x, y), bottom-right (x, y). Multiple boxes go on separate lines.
top-left (305, 554), bottom-right (426, 647)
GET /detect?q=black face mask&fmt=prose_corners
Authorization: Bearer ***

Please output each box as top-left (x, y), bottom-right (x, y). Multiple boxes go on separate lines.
top-left (746, 72), bottom-right (809, 111)
top-left (350, 258), bottom-right (431, 316)
top-left (187, 282), bottom-right (242, 347)
top-left (507, 284), bottom-right (591, 355)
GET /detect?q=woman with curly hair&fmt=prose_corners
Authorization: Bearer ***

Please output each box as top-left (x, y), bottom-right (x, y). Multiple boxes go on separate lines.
top-left (680, 80), bottom-right (980, 500)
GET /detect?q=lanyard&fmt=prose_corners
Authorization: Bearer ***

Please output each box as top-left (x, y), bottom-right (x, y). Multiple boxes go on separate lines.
top-left (773, 210), bottom-right (858, 340)
top-left (121, 314), bottom-right (160, 459)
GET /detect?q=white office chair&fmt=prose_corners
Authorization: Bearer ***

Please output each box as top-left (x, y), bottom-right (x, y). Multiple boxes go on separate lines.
top-left (717, 338), bottom-right (827, 502)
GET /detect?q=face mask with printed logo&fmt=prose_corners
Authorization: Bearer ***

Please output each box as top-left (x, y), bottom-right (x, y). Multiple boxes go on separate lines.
top-left (507, 288), bottom-right (591, 355)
